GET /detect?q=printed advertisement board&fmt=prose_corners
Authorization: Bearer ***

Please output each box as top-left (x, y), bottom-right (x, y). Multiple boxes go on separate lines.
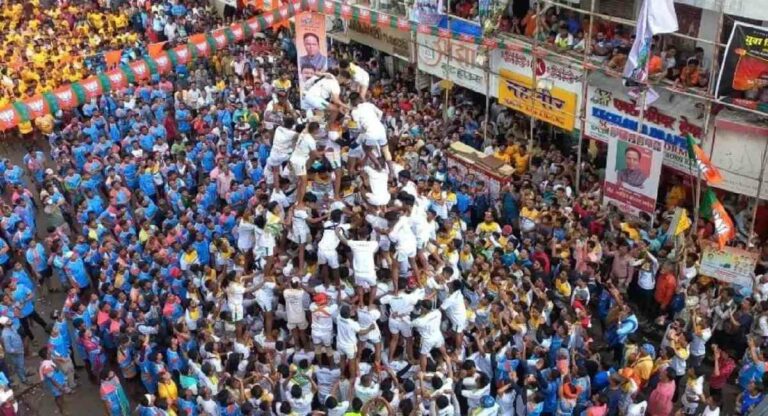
top-left (417, 33), bottom-right (489, 95)
top-left (585, 73), bottom-right (706, 173)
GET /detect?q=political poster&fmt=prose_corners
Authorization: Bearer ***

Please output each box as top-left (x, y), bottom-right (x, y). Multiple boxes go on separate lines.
top-left (603, 126), bottom-right (664, 216)
top-left (700, 241), bottom-right (759, 288)
top-left (295, 12), bottom-right (328, 93)
top-left (715, 22), bottom-right (768, 111)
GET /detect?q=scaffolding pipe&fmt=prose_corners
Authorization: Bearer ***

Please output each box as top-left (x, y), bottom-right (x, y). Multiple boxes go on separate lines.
top-left (693, 0), bottom-right (725, 235)
top-left (527, 0), bottom-right (544, 154)
top-left (573, 0), bottom-right (596, 193)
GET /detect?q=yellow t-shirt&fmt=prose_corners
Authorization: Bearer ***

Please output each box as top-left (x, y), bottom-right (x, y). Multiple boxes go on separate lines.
top-left (514, 153), bottom-right (530, 173)
top-left (477, 221), bottom-right (501, 235)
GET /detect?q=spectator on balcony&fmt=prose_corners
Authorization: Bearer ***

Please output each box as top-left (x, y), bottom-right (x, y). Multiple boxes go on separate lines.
top-left (554, 24), bottom-right (574, 49)
top-left (565, 10), bottom-right (581, 34)
top-left (607, 46), bottom-right (629, 72)
top-left (455, 0), bottom-right (475, 19)
top-left (661, 45), bottom-right (679, 80)
top-left (522, 7), bottom-right (538, 37)
top-left (676, 58), bottom-right (701, 89)
top-left (591, 32), bottom-right (613, 61)
top-left (573, 30), bottom-right (586, 52)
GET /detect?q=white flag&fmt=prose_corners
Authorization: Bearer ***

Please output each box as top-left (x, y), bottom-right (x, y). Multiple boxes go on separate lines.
top-left (623, 0), bottom-right (679, 82)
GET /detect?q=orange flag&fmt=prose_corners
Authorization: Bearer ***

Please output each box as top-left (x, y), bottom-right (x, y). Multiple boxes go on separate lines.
top-left (104, 50), bottom-right (123, 68)
top-left (148, 42), bottom-right (167, 58)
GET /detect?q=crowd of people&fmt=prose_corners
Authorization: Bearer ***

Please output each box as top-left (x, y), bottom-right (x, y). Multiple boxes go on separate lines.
top-left (484, 3), bottom-right (710, 89)
top-left (0, 3), bottom-right (766, 416)
top-left (0, 0), bottom-right (223, 109)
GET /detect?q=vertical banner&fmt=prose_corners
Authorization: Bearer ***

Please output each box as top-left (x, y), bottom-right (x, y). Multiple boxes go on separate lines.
top-left (715, 22), bottom-right (768, 111)
top-left (296, 11), bottom-right (328, 90)
top-left (603, 126), bottom-right (664, 216)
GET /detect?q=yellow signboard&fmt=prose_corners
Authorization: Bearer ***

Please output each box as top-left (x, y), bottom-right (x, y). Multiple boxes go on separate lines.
top-left (497, 69), bottom-right (577, 131)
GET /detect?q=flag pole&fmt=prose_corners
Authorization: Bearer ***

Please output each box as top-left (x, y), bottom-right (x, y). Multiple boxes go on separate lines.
top-left (528, 0), bottom-right (543, 155)
top-left (575, 0), bottom-right (597, 194)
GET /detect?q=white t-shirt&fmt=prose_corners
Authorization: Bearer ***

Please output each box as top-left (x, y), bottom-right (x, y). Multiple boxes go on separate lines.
top-left (354, 378), bottom-right (380, 402)
top-left (389, 216), bottom-right (417, 255)
top-left (307, 77), bottom-right (341, 101)
top-left (626, 401), bottom-right (648, 416)
top-left (326, 400), bottom-right (349, 416)
top-left (440, 290), bottom-right (467, 327)
top-left (271, 126), bottom-right (298, 156)
top-left (381, 289), bottom-right (425, 321)
top-left (236, 220), bottom-right (256, 251)
top-left (357, 307), bottom-right (381, 339)
top-left (349, 63), bottom-right (370, 87)
top-left (291, 132), bottom-right (317, 163)
top-left (255, 281), bottom-right (277, 307)
top-left (315, 366), bottom-right (341, 400)
top-left (318, 222), bottom-right (349, 251)
top-left (352, 103), bottom-right (386, 137)
top-left (347, 240), bottom-right (379, 280)
top-left (288, 393), bottom-right (313, 416)
top-left (364, 166), bottom-right (389, 199)
top-left (412, 310), bottom-right (444, 345)
top-left (310, 303), bottom-right (338, 335)
top-left (283, 288), bottom-right (307, 324)
top-left (336, 316), bottom-right (362, 348)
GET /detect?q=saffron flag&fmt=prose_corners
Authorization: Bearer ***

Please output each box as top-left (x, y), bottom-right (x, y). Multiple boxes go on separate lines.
top-left (686, 134), bottom-right (723, 185)
top-left (701, 188), bottom-right (735, 249)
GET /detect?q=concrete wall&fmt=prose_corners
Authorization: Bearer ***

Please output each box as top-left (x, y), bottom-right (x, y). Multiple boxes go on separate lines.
top-left (675, 0), bottom-right (768, 22)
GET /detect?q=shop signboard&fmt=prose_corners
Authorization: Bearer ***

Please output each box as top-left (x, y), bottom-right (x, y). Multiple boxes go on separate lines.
top-left (491, 50), bottom-right (582, 131)
top-left (343, 20), bottom-right (413, 61)
top-left (603, 126), bottom-right (664, 216)
top-left (417, 33), bottom-right (489, 95)
top-left (700, 241), bottom-right (759, 288)
top-left (585, 73), bottom-right (705, 173)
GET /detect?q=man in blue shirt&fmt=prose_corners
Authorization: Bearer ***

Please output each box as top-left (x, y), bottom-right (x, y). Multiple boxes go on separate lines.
top-left (1, 316), bottom-right (27, 384)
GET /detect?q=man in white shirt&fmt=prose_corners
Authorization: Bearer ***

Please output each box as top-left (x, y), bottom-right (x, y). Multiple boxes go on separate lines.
top-left (227, 272), bottom-right (258, 322)
top-left (440, 280), bottom-right (468, 348)
top-left (362, 164), bottom-right (391, 207)
top-left (350, 93), bottom-right (391, 171)
top-left (290, 121), bottom-right (321, 203)
top-left (383, 208), bottom-right (420, 283)
top-left (339, 59), bottom-right (371, 98)
top-left (336, 305), bottom-right (375, 380)
top-left (310, 293), bottom-right (338, 349)
top-left (302, 71), bottom-right (348, 120)
top-left (411, 303), bottom-right (447, 371)
top-left (266, 117), bottom-right (298, 186)
top-left (336, 226), bottom-right (379, 306)
top-left (380, 281), bottom-right (426, 363)
top-left (284, 277), bottom-right (309, 349)
top-left (318, 210), bottom-right (349, 287)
